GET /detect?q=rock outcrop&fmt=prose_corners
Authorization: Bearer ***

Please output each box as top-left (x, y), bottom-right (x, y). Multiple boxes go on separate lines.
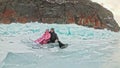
top-left (0, 0), bottom-right (119, 32)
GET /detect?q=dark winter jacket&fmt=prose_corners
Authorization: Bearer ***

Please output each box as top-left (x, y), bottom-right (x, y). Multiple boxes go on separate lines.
top-left (48, 31), bottom-right (65, 48)
top-left (48, 31), bottom-right (58, 43)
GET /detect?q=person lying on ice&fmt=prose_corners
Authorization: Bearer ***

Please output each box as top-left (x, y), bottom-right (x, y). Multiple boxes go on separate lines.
top-left (34, 28), bottom-right (65, 48)
top-left (34, 29), bottom-right (51, 45)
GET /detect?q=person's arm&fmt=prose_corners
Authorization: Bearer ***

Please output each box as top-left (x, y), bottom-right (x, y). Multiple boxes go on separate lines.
top-left (44, 33), bottom-right (51, 40)
top-left (56, 34), bottom-right (59, 40)
top-left (55, 33), bottom-right (59, 42)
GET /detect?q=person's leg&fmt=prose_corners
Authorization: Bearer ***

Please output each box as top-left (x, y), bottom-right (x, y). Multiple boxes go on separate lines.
top-left (58, 41), bottom-right (64, 48)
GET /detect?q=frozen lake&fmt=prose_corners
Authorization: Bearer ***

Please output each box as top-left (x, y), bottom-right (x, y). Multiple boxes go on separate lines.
top-left (0, 23), bottom-right (120, 68)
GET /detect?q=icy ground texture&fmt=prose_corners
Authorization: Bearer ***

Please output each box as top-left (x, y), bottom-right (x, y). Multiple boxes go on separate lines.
top-left (0, 23), bottom-right (120, 68)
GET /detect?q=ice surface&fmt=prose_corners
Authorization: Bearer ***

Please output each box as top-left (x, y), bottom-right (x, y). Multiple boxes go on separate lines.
top-left (0, 23), bottom-right (120, 68)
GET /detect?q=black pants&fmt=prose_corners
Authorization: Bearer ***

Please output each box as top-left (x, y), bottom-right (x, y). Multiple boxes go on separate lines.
top-left (58, 41), bottom-right (65, 48)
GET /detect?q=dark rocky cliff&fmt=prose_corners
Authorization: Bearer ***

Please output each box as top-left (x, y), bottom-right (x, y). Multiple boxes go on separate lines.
top-left (0, 0), bottom-right (119, 32)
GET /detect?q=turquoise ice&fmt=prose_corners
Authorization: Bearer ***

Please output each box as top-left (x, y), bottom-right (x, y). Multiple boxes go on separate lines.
top-left (0, 23), bottom-right (120, 68)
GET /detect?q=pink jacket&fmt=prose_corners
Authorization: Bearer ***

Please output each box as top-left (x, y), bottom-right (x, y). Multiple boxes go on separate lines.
top-left (34, 29), bottom-right (51, 45)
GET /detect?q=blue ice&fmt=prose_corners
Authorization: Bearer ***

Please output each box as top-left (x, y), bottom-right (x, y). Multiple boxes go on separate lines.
top-left (0, 23), bottom-right (120, 68)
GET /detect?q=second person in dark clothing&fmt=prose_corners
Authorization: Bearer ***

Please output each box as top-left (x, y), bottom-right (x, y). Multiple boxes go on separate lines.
top-left (48, 28), bottom-right (65, 48)
top-left (49, 28), bottom-right (59, 43)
